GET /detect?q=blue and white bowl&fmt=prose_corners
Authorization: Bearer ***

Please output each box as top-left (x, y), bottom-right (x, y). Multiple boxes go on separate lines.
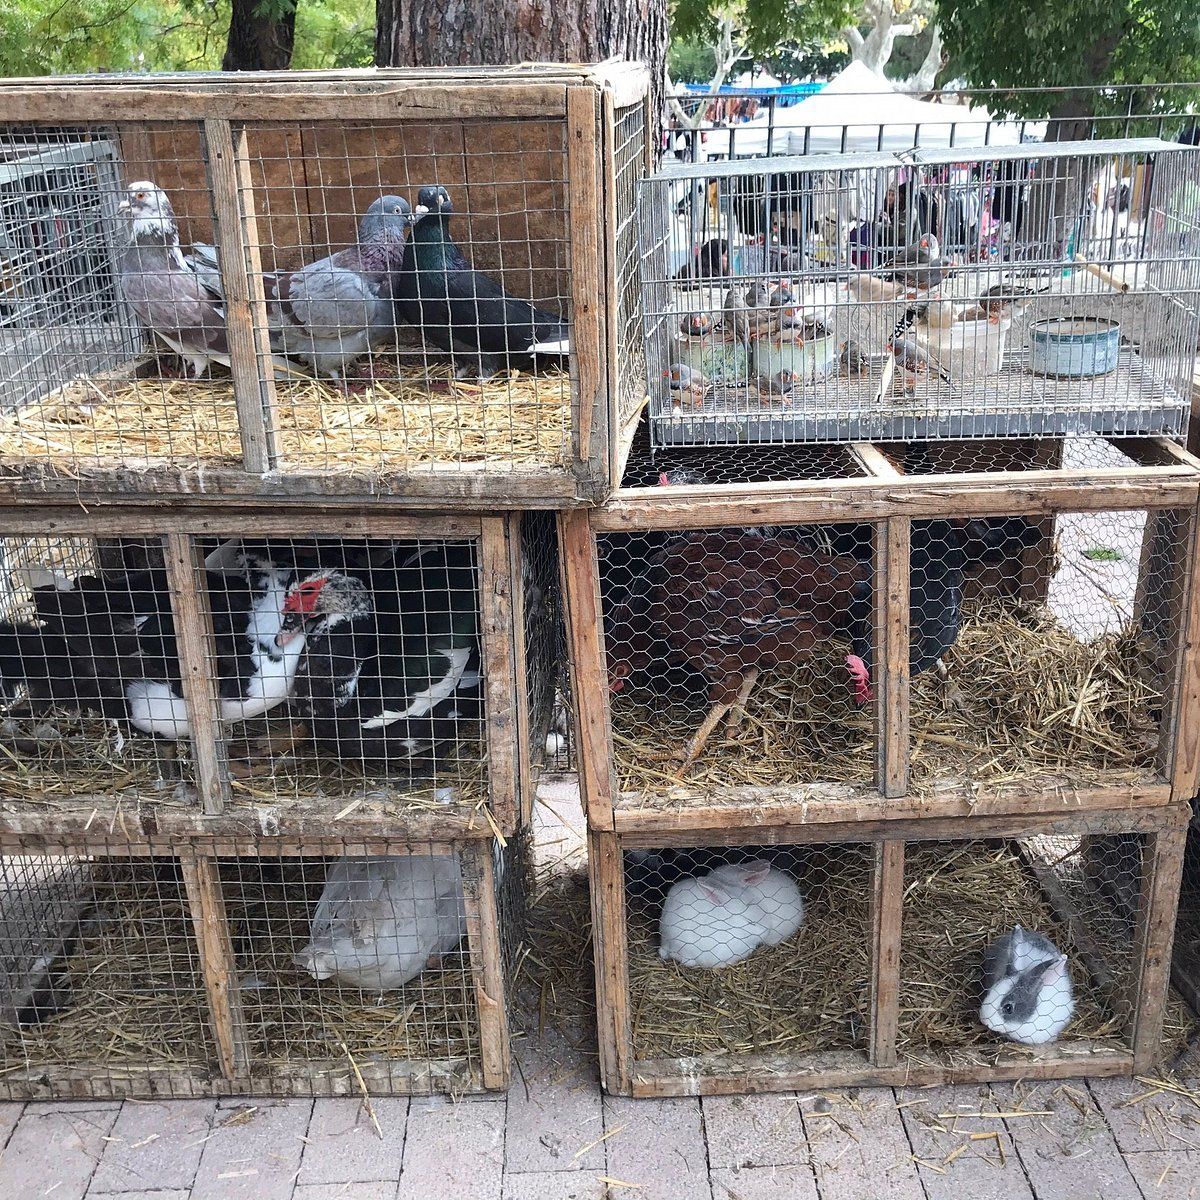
top-left (1030, 317), bottom-right (1121, 377)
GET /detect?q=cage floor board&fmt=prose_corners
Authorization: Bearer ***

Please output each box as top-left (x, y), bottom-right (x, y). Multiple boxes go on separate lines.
top-left (0, 363), bottom-right (572, 477)
top-left (650, 350), bottom-right (1189, 445)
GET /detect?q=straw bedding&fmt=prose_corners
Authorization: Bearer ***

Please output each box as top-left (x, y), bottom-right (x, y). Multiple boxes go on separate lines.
top-left (0, 859), bottom-right (481, 1081)
top-left (0, 366), bottom-right (571, 475)
top-left (612, 601), bottom-right (1163, 805)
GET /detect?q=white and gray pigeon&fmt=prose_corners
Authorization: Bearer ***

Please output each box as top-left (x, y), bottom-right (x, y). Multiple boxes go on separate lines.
top-left (119, 181), bottom-right (231, 377)
top-left (188, 195), bottom-right (419, 384)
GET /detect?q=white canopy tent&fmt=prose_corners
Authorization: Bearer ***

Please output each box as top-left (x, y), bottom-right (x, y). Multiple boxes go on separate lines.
top-left (702, 63), bottom-right (1026, 159)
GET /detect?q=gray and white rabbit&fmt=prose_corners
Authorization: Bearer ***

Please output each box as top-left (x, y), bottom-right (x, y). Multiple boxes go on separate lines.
top-left (979, 924), bottom-right (1074, 1045)
top-left (659, 860), bottom-right (805, 969)
top-left (294, 854), bottom-right (467, 991)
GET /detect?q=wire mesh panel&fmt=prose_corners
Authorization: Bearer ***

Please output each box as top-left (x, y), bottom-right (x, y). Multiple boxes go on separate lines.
top-left (897, 833), bottom-right (1192, 1068)
top-left (0, 832), bottom-right (525, 1098)
top-left (0, 521), bottom-right (557, 831)
top-left (622, 840), bottom-right (873, 1078)
top-left (0, 66), bottom-right (648, 503)
top-left (640, 139), bottom-right (1200, 449)
top-left (0, 847), bottom-right (214, 1097)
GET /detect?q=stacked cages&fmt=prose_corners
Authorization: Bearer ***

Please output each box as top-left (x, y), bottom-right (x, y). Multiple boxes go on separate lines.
top-left (563, 436), bottom-right (1200, 826)
top-left (0, 65), bottom-right (649, 505)
top-left (0, 830), bottom-right (530, 1098)
top-left (588, 805), bottom-right (1190, 1096)
top-left (0, 511), bottom-right (560, 838)
top-left (640, 139), bottom-right (1200, 448)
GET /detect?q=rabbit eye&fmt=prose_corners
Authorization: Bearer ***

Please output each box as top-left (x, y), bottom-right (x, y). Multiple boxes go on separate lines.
top-left (1001, 1001), bottom-right (1014, 1017)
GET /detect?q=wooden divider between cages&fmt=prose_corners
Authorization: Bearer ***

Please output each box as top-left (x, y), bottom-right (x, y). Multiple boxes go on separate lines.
top-left (595, 804), bottom-right (1190, 1098)
top-left (461, 839), bottom-right (512, 1091)
top-left (877, 517), bottom-right (910, 799)
top-left (480, 516), bottom-right (520, 834)
top-left (566, 85), bottom-right (607, 486)
top-left (1164, 498), bottom-right (1200, 801)
top-left (202, 119), bottom-right (280, 474)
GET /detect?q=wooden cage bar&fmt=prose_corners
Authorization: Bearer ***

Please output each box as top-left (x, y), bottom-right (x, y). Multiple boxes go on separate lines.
top-left (0, 830), bottom-right (522, 1100)
top-left (564, 437), bottom-right (1200, 832)
top-left (590, 803), bottom-right (1191, 1098)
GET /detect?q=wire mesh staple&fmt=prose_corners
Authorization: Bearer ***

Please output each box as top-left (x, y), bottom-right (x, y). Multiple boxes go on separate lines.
top-left (640, 139), bottom-right (1200, 449)
top-left (0, 832), bottom-right (526, 1099)
top-left (0, 72), bottom-right (649, 500)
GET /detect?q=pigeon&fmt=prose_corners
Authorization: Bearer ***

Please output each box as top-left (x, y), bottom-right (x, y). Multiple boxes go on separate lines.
top-left (890, 336), bottom-right (952, 384)
top-left (188, 196), bottom-right (418, 384)
top-left (391, 184), bottom-right (570, 379)
top-left (663, 363), bottom-right (708, 407)
top-left (118, 181), bottom-right (232, 377)
top-left (887, 234), bottom-right (944, 291)
top-left (839, 340), bottom-right (869, 377)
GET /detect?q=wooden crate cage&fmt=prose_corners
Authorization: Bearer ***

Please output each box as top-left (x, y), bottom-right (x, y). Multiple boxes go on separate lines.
top-left (0, 828), bottom-right (527, 1099)
top-left (562, 434), bottom-right (1200, 833)
top-left (0, 509), bottom-right (561, 840)
top-left (589, 803), bottom-right (1191, 1097)
top-left (0, 64), bottom-right (650, 507)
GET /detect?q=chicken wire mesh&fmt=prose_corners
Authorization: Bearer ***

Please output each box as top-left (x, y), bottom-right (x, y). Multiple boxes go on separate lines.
top-left (0, 834), bottom-right (526, 1098)
top-left (595, 437), bottom-right (1197, 806)
top-left (641, 139), bottom-right (1200, 449)
top-left (0, 526), bottom-right (556, 825)
top-left (0, 83), bottom-right (648, 494)
top-left (897, 835), bottom-right (1172, 1065)
top-left (623, 840), bottom-right (872, 1067)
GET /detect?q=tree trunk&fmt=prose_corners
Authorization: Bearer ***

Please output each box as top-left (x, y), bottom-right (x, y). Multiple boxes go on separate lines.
top-left (374, 0), bottom-right (669, 125)
top-left (223, 0), bottom-right (297, 72)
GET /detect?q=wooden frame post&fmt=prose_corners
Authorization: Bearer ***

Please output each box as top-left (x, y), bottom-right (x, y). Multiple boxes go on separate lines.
top-left (877, 516), bottom-right (910, 798)
top-left (461, 839), bottom-right (511, 1090)
top-left (480, 517), bottom-right (519, 834)
top-left (181, 850), bottom-right (249, 1080)
top-left (566, 85), bottom-right (607, 487)
top-left (869, 840), bottom-right (904, 1067)
top-left (558, 511), bottom-right (616, 829)
top-left (162, 533), bottom-right (231, 815)
top-left (1131, 810), bottom-right (1188, 1070)
top-left (1163, 499), bottom-right (1200, 800)
top-left (505, 515), bottom-right (534, 827)
top-left (202, 118), bottom-right (280, 474)
top-left (589, 827), bottom-right (633, 1095)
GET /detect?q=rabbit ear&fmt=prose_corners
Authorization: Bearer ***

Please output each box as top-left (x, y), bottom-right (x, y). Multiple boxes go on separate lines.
top-left (739, 861), bottom-right (772, 886)
top-left (1012, 924), bottom-right (1026, 946)
top-left (1040, 954), bottom-right (1068, 983)
top-left (698, 881), bottom-right (730, 905)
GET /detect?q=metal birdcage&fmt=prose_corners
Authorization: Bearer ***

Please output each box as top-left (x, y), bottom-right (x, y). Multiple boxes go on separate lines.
top-left (638, 138), bottom-right (1200, 449)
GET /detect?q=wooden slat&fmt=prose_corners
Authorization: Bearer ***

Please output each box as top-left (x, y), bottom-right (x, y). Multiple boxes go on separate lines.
top-left (1017, 439), bottom-right (1063, 605)
top-left (202, 119), bottom-right (278, 473)
top-left (566, 86), bottom-right (605, 474)
top-left (1164, 499), bottom-right (1200, 799)
top-left (461, 840), bottom-right (510, 1090)
top-left (628, 1047), bottom-right (1134, 1098)
top-left (612, 780), bottom-right (1174, 837)
top-left (479, 517), bottom-right (519, 833)
top-left (589, 827), bottom-right (633, 1094)
top-left (850, 443), bottom-right (902, 478)
top-left (869, 841), bottom-right (904, 1067)
top-left (600, 87), bottom-right (620, 491)
top-left (877, 517), bottom-right (910, 797)
top-left (180, 852), bottom-right (249, 1080)
top-left (162, 532), bottom-right (231, 815)
top-left (1132, 817), bottom-right (1189, 1070)
top-left (616, 803), bottom-right (1180, 852)
top-left (557, 511), bottom-right (615, 829)
top-left (596, 469), bottom-right (1200, 530)
top-left (506, 517), bottom-right (534, 826)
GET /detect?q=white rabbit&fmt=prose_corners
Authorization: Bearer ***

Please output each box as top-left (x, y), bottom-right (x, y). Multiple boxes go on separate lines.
top-left (659, 859), bottom-right (805, 969)
top-left (979, 925), bottom-right (1074, 1046)
top-left (294, 853), bottom-right (466, 992)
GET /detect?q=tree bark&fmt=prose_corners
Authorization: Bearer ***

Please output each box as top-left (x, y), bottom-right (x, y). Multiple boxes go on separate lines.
top-left (223, 0), bottom-right (297, 72)
top-left (374, 0), bottom-right (669, 123)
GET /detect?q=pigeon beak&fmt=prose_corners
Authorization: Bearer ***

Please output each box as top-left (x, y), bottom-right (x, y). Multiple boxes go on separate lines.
top-left (414, 204), bottom-right (430, 216)
top-left (117, 199), bottom-right (131, 213)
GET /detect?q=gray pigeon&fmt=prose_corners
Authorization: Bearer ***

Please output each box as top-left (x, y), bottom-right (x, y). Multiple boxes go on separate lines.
top-left (119, 181), bottom-right (231, 377)
top-left (190, 196), bottom-right (419, 384)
